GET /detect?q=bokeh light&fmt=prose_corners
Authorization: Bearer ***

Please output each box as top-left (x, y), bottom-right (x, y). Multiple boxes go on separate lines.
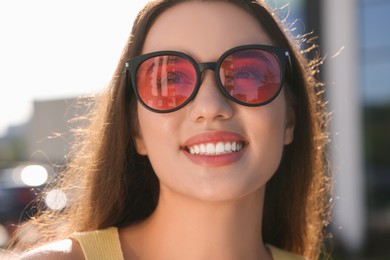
top-left (45, 189), bottom-right (67, 211)
top-left (20, 165), bottom-right (48, 187)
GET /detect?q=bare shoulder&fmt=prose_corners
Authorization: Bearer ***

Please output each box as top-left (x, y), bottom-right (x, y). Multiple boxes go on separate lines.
top-left (19, 239), bottom-right (84, 260)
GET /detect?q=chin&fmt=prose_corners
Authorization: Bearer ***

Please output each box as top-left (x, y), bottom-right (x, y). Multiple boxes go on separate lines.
top-left (165, 180), bottom-right (267, 203)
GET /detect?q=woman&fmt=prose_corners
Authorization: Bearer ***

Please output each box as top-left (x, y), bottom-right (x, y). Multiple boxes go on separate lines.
top-left (12, 0), bottom-right (331, 259)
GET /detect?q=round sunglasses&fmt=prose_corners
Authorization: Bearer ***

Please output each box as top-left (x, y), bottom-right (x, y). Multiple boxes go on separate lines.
top-left (125, 44), bottom-right (290, 113)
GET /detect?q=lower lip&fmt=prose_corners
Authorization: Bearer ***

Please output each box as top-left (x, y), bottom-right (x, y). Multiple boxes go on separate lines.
top-left (182, 148), bottom-right (246, 167)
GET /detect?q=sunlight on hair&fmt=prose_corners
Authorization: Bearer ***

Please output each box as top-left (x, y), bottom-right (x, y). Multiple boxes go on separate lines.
top-left (0, 224), bottom-right (9, 247)
top-left (17, 223), bottom-right (40, 245)
top-left (45, 189), bottom-right (68, 211)
top-left (20, 165), bottom-right (48, 187)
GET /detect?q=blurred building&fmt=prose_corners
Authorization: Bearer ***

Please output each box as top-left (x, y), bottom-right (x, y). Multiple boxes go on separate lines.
top-left (0, 97), bottom-right (89, 167)
top-left (359, 0), bottom-right (390, 256)
top-left (323, 0), bottom-right (365, 254)
top-left (26, 98), bottom-right (89, 165)
top-left (320, 0), bottom-right (390, 257)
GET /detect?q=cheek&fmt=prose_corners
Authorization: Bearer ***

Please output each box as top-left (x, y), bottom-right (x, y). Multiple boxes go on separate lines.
top-left (245, 96), bottom-right (289, 177)
top-left (135, 104), bottom-right (184, 164)
top-left (136, 106), bottom-right (197, 197)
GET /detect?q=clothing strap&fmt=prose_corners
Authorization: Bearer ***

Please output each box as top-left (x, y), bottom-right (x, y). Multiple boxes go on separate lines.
top-left (71, 227), bottom-right (124, 260)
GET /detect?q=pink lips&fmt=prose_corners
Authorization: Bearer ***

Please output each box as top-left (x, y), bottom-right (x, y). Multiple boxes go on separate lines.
top-left (181, 131), bottom-right (247, 167)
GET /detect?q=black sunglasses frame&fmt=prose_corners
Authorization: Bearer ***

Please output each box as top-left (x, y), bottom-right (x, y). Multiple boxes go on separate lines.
top-left (125, 44), bottom-right (290, 113)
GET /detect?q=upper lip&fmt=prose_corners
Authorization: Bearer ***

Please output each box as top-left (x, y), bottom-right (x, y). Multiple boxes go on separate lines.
top-left (181, 131), bottom-right (248, 148)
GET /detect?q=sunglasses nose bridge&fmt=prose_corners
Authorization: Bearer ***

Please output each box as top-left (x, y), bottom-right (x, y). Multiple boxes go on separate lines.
top-left (197, 62), bottom-right (219, 88)
top-left (198, 62), bottom-right (217, 75)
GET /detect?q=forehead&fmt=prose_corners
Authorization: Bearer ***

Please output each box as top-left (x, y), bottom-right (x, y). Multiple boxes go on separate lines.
top-left (142, 1), bottom-right (274, 61)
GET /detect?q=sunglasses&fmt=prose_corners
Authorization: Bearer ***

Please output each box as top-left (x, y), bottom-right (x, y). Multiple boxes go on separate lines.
top-left (125, 44), bottom-right (290, 113)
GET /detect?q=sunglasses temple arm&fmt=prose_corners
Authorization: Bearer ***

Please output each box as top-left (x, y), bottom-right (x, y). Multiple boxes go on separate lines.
top-left (285, 51), bottom-right (293, 76)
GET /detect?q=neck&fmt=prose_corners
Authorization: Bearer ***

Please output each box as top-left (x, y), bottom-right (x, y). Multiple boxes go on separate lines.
top-left (121, 186), bottom-right (272, 260)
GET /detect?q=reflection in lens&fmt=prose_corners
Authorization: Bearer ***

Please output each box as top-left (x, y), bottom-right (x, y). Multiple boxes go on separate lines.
top-left (220, 49), bottom-right (281, 104)
top-left (137, 55), bottom-right (196, 111)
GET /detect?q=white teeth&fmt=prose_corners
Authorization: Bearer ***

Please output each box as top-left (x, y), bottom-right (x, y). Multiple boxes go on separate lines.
top-left (200, 144), bottom-right (206, 153)
top-left (215, 142), bottom-right (224, 155)
top-left (206, 143), bottom-right (215, 154)
top-left (194, 145), bottom-right (200, 154)
top-left (232, 142), bottom-right (237, 151)
top-left (187, 141), bottom-right (244, 155)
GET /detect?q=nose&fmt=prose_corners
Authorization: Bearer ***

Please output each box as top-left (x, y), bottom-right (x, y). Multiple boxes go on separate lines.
top-left (188, 70), bottom-right (234, 122)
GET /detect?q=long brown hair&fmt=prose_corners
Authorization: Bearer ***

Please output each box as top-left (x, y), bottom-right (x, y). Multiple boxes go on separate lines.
top-left (9, 0), bottom-right (331, 258)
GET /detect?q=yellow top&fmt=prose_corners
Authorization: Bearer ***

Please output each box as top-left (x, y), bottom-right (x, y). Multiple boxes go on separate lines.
top-left (71, 227), bottom-right (124, 260)
top-left (71, 227), bottom-right (306, 260)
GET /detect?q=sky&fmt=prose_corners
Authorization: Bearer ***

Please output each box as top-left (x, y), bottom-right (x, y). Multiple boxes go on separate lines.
top-left (0, 0), bottom-right (149, 136)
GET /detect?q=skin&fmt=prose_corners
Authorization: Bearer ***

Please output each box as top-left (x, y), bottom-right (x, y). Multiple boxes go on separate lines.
top-left (20, 2), bottom-right (295, 259)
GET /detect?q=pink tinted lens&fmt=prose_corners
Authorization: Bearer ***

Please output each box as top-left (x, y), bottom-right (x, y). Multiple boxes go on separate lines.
top-left (219, 49), bottom-right (281, 104)
top-left (136, 55), bottom-right (197, 110)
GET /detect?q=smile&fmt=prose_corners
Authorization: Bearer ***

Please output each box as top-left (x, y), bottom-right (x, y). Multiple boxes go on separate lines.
top-left (181, 131), bottom-right (248, 167)
top-left (186, 141), bottom-right (245, 156)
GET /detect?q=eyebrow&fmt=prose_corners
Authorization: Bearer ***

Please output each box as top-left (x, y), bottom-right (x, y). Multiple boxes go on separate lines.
top-left (177, 48), bottom-right (198, 59)
top-left (234, 49), bottom-right (270, 60)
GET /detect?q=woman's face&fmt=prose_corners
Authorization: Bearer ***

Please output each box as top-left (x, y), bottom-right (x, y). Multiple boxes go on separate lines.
top-left (134, 1), bottom-right (295, 201)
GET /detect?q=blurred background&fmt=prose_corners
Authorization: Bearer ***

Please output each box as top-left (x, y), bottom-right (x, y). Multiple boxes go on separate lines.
top-left (0, 0), bottom-right (389, 258)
